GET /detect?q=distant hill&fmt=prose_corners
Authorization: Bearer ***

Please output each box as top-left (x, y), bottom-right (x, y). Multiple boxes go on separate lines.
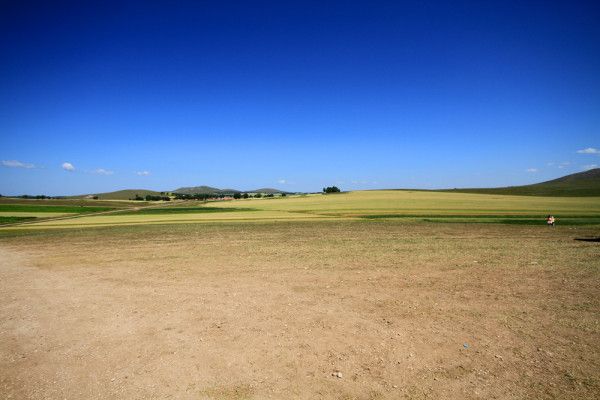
top-left (71, 189), bottom-right (164, 200)
top-left (173, 186), bottom-right (288, 195)
top-left (70, 186), bottom-right (291, 199)
top-left (441, 168), bottom-right (600, 197)
top-left (173, 186), bottom-right (240, 195)
top-left (249, 188), bottom-right (288, 194)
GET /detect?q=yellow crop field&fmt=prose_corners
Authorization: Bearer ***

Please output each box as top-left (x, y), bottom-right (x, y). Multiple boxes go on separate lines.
top-left (2, 190), bottom-right (599, 229)
top-left (208, 190), bottom-right (600, 215)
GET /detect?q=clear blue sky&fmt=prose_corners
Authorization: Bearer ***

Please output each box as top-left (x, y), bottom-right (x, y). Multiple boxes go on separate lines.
top-left (1, 1), bottom-right (599, 195)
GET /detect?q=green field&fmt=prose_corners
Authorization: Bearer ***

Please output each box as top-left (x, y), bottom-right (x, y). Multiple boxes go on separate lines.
top-left (1, 190), bottom-right (599, 229)
top-left (0, 204), bottom-right (114, 213)
top-left (0, 204), bottom-right (116, 225)
top-left (0, 216), bottom-right (37, 225)
top-left (0, 199), bottom-right (138, 226)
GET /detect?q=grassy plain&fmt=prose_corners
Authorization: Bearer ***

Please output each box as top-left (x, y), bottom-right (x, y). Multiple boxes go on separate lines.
top-left (0, 197), bottom-right (144, 207)
top-left (0, 198), bottom-right (147, 226)
top-left (1, 221), bottom-right (599, 399)
top-left (0, 216), bottom-right (36, 224)
top-left (3, 190), bottom-right (598, 229)
top-left (0, 204), bottom-right (114, 213)
top-left (204, 191), bottom-right (600, 216)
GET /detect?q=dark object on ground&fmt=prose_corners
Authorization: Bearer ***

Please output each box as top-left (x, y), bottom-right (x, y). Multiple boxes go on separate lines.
top-left (574, 237), bottom-right (600, 242)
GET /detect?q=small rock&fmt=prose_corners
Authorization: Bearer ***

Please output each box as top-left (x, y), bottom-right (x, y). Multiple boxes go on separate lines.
top-left (495, 354), bottom-right (503, 360)
top-left (392, 385), bottom-right (398, 389)
top-left (332, 371), bottom-right (343, 378)
top-left (463, 343), bottom-right (469, 349)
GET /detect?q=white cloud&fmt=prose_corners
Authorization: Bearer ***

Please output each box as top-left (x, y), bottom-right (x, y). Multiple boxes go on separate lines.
top-left (558, 161), bottom-right (570, 169)
top-left (2, 160), bottom-right (35, 169)
top-left (526, 168), bottom-right (538, 173)
top-left (277, 179), bottom-right (286, 184)
top-left (136, 171), bottom-right (150, 176)
top-left (92, 168), bottom-right (114, 175)
top-left (582, 164), bottom-right (598, 171)
top-left (62, 162), bottom-right (75, 171)
top-left (577, 147), bottom-right (600, 154)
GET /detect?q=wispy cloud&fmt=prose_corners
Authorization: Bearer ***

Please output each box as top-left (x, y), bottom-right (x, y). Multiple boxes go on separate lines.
top-left (2, 159), bottom-right (35, 169)
top-left (582, 164), bottom-right (598, 171)
top-left (526, 168), bottom-right (538, 173)
top-left (558, 161), bottom-right (570, 169)
top-left (92, 168), bottom-right (114, 175)
top-left (136, 170), bottom-right (150, 176)
top-left (577, 147), bottom-right (600, 154)
top-left (62, 162), bottom-right (75, 172)
top-left (277, 179), bottom-right (287, 184)
top-left (350, 180), bottom-right (379, 185)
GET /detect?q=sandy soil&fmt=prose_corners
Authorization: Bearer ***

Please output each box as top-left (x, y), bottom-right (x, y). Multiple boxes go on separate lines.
top-left (1, 221), bottom-right (599, 399)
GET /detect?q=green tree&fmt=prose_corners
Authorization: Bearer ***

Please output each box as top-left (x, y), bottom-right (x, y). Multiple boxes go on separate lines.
top-left (323, 186), bottom-right (341, 193)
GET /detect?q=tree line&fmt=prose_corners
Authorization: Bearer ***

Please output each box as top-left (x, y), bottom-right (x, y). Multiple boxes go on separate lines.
top-left (173, 192), bottom-right (285, 200)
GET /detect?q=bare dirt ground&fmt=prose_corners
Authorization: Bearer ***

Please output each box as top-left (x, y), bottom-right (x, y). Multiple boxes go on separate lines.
top-left (1, 221), bottom-right (599, 399)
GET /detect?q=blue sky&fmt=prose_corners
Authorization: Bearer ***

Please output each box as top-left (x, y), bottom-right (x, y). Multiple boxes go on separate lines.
top-left (1, 1), bottom-right (599, 195)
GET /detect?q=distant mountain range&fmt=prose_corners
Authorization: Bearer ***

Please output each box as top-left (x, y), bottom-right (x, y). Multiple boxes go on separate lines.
top-left (71, 189), bottom-right (164, 200)
top-left (439, 168), bottom-right (600, 196)
top-left (67, 168), bottom-right (600, 200)
top-left (71, 186), bottom-right (290, 200)
top-left (172, 186), bottom-right (289, 195)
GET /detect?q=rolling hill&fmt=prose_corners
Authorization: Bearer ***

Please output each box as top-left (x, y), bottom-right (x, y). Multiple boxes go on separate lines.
top-left (250, 188), bottom-right (288, 194)
top-left (69, 186), bottom-right (290, 200)
top-left (172, 186), bottom-right (288, 195)
top-left (172, 186), bottom-right (240, 195)
top-left (440, 168), bottom-right (600, 197)
top-left (68, 169), bottom-right (599, 200)
top-left (71, 189), bottom-right (164, 200)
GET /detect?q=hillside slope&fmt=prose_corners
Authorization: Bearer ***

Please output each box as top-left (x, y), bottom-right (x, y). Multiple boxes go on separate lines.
top-left (173, 186), bottom-right (240, 195)
top-left (249, 188), bottom-right (288, 194)
top-left (441, 168), bottom-right (600, 196)
top-left (173, 186), bottom-right (288, 194)
top-left (72, 189), bottom-right (164, 200)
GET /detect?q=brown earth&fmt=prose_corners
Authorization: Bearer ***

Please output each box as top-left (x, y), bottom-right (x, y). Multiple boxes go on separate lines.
top-left (1, 221), bottom-right (599, 399)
